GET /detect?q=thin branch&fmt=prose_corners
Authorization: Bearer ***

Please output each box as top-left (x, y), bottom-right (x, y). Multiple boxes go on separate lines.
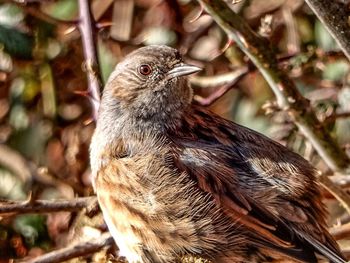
top-left (330, 222), bottom-right (350, 241)
top-left (304, 0), bottom-right (350, 62)
top-left (330, 174), bottom-right (350, 188)
top-left (282, 7), bottom-right (300, 54)
top-left (78, 0), bottom-right (102, 120)
top-left (324, 112), bottom-right (350, 124)
top-left (194, 82), bottom-right (238, 106)
top-left (0, 196), bottom-right (96, 215)
top-left (24, 232), bottom-right (114, 263)
top-left (193, 67), bottom-right (248, 106)
top-left (197, 0), bottom-right (350, 174)
top-left (190, 67), bottom-right (248, 88)
top-left (318, 174), bottom-right (350, 215)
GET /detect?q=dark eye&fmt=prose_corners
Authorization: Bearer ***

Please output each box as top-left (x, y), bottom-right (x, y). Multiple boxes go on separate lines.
top-left (138, 64), bottom-right (152, 75)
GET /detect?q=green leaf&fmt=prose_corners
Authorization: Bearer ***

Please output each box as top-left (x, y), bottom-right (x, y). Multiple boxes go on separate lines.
top-left (0, 168), bottom-right (26, 200)
top-left (8, 121), bottom-right (52, 162)
top-left (296, 16), bottom-right (313, 43)
top-left (142, 26), bottom-right (177, 46)
top-left (323, 60), bottom-right (349, 82)
top-left (43, 0), bottom-right (78, 21)
top-left (9, 104), bottom-right (29, 130)
top-left (0, 3), bottom-right (24, 27)
top-left (0, 25), bottom-right (33, 59)
top-left (98, 40), bottom-right (117, 83)
top-left (315, 20), bottom-right (339, 52)
top-left (39, 63), bottom-right (57, 118)
top-left (13, 214), bottom-right (47, 246)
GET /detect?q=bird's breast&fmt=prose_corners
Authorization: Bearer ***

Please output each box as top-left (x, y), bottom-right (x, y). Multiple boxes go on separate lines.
top-left (94, 153), bottom-right (240, 261)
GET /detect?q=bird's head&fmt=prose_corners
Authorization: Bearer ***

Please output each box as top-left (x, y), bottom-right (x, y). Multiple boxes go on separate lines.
top-left (100, 45), bottom-right (201, 125)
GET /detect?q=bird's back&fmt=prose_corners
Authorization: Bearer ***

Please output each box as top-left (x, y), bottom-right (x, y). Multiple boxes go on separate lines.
top-left (165, 105), bottom-right (345, 263)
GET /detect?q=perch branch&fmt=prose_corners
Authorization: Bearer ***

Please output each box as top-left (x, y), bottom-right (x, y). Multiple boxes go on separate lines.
top-left (304, 0), bottom-right (350, 62)
top-left (24, 232), bottom-right (113, 263)
top-left (0, 196), bottom-right (96, 215)
top-left (197, 0), bottom-right (350, 174)
top-left (78, 0), bottom-right (102, 120)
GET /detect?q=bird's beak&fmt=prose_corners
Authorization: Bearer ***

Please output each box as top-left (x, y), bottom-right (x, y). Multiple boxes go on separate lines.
top-left (166, 63), bottom-right (202, 80)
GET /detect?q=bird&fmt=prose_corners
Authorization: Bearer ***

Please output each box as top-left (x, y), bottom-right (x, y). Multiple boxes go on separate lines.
top-left (90, 45), bottom-right (346, 263)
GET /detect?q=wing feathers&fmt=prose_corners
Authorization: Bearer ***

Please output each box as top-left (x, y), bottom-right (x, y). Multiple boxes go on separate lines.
top-left (297, 232), bottom-right (346, 263)
top-left (169, 106), bottom-right (345, 262)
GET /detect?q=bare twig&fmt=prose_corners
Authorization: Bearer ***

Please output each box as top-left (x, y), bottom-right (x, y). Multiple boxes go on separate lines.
top-left (330, 174), bottom-right (350, 188)
top-left (324, 112), bottom-right (350, 124)
top-left (304, 0), bottom-right (350, 62)
top-left (78, 0), bottom-right (102, 120)
top-left (282, 7), bottom-right (300, 54)
top-left (193, 67), bottom-right (248, 106)
top-left (190, 66), bottom-right (248, 88)
top-left (194, 83), bottom-right (236, 106)
top-left (24, 232), bottom-right (113, 263)
top-left (330, 222), bottom-right (350, 241)
top-left (197, 0), bottom-right (350, 174)
top-left (0, 196), bottom-right (96, 215)
top-left (180, 20), bottom-right (213, 55)
top-left (318, 174), bottom-right (350, 215)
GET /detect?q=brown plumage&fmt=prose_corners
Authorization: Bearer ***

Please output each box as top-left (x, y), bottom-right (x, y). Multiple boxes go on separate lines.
top-left (90, 45), bottom-right (346, 263)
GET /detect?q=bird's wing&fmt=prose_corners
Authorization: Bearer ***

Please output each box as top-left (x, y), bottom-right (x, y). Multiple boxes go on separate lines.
top-left (169, 106), bottom-right (345, 263)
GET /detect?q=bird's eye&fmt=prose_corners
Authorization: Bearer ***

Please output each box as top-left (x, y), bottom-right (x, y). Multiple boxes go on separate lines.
top-left (138, 64), bottom-right (152, 76)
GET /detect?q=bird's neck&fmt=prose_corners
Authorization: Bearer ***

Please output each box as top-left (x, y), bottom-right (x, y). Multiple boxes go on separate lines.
top-left (89, 97), bottom-right (189, 189)
top-left (97, 84), bottom-right (192, 134)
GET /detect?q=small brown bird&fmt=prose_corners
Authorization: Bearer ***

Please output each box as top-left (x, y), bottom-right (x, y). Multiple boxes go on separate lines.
top-left (90, 45), bottom-right (346, 263)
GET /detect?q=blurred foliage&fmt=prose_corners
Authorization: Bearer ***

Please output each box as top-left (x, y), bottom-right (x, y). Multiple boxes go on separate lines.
top-left (0, 0), bottom-right (349, 261)
top-left (42, 0), bottom-right (78, 21)
top-left (0, 25), bottom-right (33, 59)
top-left (13, 214), bottom-right (48, 247)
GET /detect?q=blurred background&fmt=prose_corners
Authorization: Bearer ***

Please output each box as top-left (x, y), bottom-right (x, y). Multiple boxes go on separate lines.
top-left (0, 0), bottom-right (349, 261)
